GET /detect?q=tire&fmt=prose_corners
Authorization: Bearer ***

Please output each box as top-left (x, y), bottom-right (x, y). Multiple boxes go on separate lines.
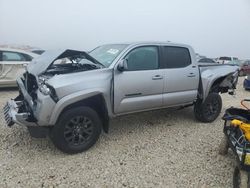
top-left (218, 135), bottom-right (229, 155)
top-left (50, 106), bottom-right (102, 154)
top-left (233, 166), bottom-right (250, 188)
top-left (194, 93), bottom-right (222, 123)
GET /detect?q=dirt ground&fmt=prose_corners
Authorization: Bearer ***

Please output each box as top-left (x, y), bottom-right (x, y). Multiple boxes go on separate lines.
top-left (0, 77), bottom-right (248, 188)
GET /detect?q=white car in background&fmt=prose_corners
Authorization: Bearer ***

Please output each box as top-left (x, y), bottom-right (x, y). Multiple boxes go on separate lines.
top-left (0, 48), bottom-right (39, 87)
top-left (217, 56), bottom-right (238, 64)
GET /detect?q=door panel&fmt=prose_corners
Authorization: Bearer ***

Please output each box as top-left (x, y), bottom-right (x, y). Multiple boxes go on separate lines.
top-left (114, 70), bottom-right (164, 114)
top-left (162, 66), bottom-right (199, 106)
top-left (161, 46), bottom-right (199, 106)
top-left (114, 46), bottom-right (164, 114)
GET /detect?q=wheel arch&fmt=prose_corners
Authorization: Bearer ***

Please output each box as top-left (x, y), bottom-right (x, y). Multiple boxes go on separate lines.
top-left (210, 76), bottom-right (227, 93)
top-left (202, 75), bottom-right (230, 102)
top-left (49, 92), bottom-right (110, 133)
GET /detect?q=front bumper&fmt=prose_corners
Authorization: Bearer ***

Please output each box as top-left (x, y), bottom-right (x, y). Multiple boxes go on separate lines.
top-left (3, 99), bottom-right (37, 127)
top-left (3, 76), bottom-right (56, 127)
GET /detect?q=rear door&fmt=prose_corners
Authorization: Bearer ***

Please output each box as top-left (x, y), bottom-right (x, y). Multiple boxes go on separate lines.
top-left (160, 46), bottom-right (199, 106)
top-left (114, 46), bottom-right (164, 114)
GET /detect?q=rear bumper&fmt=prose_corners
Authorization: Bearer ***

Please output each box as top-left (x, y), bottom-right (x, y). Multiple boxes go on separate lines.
top-left (3, 99), bottom-right (37, 127)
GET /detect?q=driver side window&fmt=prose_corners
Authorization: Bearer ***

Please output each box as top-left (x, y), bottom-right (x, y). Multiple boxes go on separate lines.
top-left (125, 46), bottom-right (159, 71)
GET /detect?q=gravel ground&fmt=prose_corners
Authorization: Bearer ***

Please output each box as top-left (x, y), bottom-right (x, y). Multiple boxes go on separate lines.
top-left (0, 77), bottom-right (248, 188)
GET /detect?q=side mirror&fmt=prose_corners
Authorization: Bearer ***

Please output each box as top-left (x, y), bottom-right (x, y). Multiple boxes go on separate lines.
top-left (117, 59), bottom-right (128, 72)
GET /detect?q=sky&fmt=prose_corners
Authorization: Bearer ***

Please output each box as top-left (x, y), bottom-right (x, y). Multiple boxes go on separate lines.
top-left (0, 0), bottom-right (250, 59)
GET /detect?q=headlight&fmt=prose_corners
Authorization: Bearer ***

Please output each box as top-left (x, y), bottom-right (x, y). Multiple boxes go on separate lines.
top-left (245, 76), bottom-right (248, 79)
top-left (39, 84), bottom-right (51, 95)
top-left (39, 83), bottom-right (59, 102)
top-left (38, 76), bottom-right (58, 102)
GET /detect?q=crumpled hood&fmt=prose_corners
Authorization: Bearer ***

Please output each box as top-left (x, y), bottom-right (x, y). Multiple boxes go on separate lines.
top-left (27, 49), bottom-right (65, 75)
top-left (27, 49), bottom-right (97, 75)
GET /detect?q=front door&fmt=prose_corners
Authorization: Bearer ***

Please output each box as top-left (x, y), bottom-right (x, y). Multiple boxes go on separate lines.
top-left (114, 46), bottom-right (164, 114)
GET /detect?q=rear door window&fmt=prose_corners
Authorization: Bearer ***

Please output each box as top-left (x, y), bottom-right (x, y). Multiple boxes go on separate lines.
top-left (162, 46), bottom-right (191, 68)
top-left (2, 51), bottom-right (32, 61)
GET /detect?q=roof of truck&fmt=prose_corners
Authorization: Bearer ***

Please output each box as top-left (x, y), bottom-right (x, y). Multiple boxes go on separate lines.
top-left (107, 41), bottom-right (192, 49)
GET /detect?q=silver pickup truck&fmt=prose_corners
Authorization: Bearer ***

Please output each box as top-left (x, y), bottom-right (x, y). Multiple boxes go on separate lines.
top-left (3, 42), bottom-right (238, 153)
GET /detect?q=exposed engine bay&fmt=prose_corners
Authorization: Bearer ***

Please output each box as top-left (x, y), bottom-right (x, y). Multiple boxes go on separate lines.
top-left (43, 50), bottom-right (104, 75)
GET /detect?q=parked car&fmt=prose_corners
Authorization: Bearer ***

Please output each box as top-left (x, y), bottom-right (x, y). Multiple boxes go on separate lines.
top-left (217, 56), bottom-right (238, 64)
top-left (0, 48), bottom-right (38, 87)
top-left (227, 60), bottom-right (249, 76)
top-left (240, 60), bottom-right (250, 76)
top-left (3, 42), bottom-right (239, 154)
top-left (30, 49), bottom-right (45, 55)
top-left (198, 58), bottom-right (217, 64)
top-left (196, 53), bottom-right (206, 60)
top-left (243, 75), bottom-right (250, 90)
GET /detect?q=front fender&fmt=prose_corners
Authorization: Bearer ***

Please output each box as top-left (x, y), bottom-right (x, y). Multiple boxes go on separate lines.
top-left (49, 89), bottom-right (103, 125)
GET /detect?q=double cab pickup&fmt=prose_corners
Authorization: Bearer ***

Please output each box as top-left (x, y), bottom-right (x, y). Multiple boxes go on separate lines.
top-left (3, 42), bottom-right (238, 153)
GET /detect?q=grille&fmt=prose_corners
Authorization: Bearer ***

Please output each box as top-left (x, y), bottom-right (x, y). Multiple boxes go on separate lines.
top-left (3, 103), bottom-right (14, 127)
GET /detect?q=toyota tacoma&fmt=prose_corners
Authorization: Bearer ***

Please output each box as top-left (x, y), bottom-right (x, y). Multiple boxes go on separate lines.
top-left (3, 42), bottom-right (239, 153)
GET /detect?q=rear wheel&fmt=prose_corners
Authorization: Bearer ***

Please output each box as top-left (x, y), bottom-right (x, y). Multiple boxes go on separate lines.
top-left (194, 93), bottom-right (222, 123)
top-left (50, 106), bottom-right (102, 154)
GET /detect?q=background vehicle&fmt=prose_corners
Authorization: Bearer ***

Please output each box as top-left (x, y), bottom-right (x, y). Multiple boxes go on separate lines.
top-left (0, 48), bottom-right (38, 87)
top-left (217, 56), bottom-right (238, 64)
top-left (3, 42), bottom-right (239, 154)
top-left (30, 49), bottom-right (45, 55)
top-left (240, 60), bottom-right (250, 76)
top-left (244, 75), bottom-right (250, 90)
top-left (196, 53), bottom-right (206, 60)
top-left (227, 60), bottom-right (249, 76)
top-left (198, 58), bottom-right (217, 64)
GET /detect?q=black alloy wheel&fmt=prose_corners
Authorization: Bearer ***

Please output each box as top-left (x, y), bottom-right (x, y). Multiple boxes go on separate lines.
top-left (50, 106), bottom-right (102, 154)
top-left (64, 116), bottom-right (94, 146)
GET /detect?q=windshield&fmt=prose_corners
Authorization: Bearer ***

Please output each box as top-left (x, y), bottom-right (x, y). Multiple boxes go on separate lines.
top-left (89, 44), bottom-right (128, 67)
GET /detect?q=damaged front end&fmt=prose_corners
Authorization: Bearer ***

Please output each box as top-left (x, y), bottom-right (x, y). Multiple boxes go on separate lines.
top-left (3, 49), bottom-right (101, 137)
top-left (3, 72), bottom-right (39, 128)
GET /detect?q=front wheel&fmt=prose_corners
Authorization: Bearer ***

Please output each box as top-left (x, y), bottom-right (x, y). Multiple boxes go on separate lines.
top-left (194, 93), bottom-right (222, 123)
top-left (50, 106), bottom-right (102, 154)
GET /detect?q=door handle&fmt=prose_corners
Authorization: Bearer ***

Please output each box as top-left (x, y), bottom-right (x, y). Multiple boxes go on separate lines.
top-left (152, 75), bottom-right (163, 80)
top-left (187, 73), bottom-right (196, 78)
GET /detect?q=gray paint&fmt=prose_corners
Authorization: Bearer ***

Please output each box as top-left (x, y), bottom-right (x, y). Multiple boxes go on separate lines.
top-left (6, 42), bottom-right (239, 127)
